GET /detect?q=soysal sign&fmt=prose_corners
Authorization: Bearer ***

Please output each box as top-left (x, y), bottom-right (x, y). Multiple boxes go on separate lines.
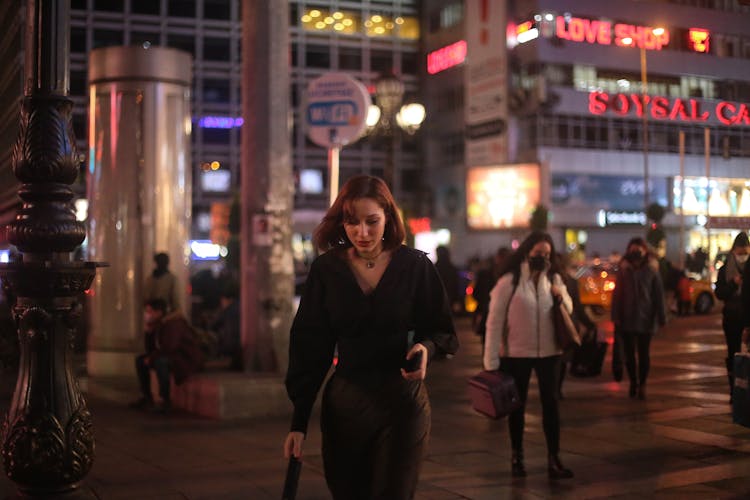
top-left (589, 92), bottom-right (750, 126)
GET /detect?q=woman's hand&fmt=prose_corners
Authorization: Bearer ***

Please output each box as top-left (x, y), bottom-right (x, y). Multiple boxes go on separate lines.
top-left (283, 431), bottom-right (304, 459)
top-left (401, 343), bottom-right (428, 381)
top-left (550, 284), bottom-right (563, 303)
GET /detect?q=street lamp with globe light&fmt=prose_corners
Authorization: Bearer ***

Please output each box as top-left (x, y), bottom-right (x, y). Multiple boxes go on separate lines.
top-left (366, 72), bottom-right (426, 191)
top-left (622, 26), bottom-right (665, 211)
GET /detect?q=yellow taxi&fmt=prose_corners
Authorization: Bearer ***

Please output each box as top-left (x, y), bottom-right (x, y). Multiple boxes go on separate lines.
top-left (575, 262), bottom-right (715, 315)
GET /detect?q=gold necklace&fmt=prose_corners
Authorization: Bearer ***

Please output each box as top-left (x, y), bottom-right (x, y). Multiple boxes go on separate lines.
top-left (356, 249), bottom-right (383, 269)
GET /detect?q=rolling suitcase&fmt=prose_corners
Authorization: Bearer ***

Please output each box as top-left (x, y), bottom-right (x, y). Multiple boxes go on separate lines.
top-left (467, 370), bottom-right (521, 419)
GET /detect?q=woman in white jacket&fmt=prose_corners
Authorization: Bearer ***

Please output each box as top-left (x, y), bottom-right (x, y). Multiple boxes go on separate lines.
top-left (483, 231), bottom-right (574, 480)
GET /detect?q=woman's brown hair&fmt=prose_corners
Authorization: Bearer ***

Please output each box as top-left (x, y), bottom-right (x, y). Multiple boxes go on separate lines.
top-left (313, 175), bottom-right (406, 251)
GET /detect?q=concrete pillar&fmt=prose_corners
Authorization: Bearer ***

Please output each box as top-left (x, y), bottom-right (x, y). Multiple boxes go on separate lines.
top-left (86, 46), bottom-right (192, 376)
top-left (241, 0), bottom-right (294, 373)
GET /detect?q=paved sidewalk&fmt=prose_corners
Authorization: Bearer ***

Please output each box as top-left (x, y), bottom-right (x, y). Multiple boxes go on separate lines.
top-left (1, 313), bottom-right (750, 499)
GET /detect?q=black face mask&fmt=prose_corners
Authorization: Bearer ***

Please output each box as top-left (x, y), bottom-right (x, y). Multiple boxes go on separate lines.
top-left (528, 255), bottom-right (549, 271)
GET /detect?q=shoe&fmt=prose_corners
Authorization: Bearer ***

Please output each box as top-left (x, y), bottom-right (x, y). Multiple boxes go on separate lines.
top-left (638, 386), bottom-right (646, 400)
top-left (511, 450), bottom-right (527, 478)
top-left (548, 454), bottom-right (574, 480)
top-left (128, 397), bottom-right (153, 410)
top-left (629, 383), bottom-right (638, 398)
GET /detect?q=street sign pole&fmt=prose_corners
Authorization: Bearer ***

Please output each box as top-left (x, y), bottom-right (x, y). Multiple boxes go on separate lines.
top-left (329, 145), bottom-right (340, 207)
top-left (304, 73), bottom-right (371, 206)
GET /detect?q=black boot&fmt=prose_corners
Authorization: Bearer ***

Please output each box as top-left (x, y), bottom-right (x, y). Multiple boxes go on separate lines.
top-left (629, 381), bottom-right (638, 398)
top-left (511, 450), bottom-right (527, 478)
top-left (726, 357), bottom-right (734, 404)
top-left (548, 454), bottom-right (574, 479)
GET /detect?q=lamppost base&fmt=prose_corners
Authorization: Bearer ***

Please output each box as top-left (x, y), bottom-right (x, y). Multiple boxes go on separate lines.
top-left (6, 484), bottom-right (98, 500)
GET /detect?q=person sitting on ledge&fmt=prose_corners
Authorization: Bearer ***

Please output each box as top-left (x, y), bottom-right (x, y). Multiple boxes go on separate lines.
top-left (129, 299), bottom-right (205, 413)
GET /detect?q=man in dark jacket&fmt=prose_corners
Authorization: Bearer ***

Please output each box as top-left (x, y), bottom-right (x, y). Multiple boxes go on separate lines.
top-left (611, 237), bottom-right (666, 400)
top-left (129, 299), bottom-right (205, 413)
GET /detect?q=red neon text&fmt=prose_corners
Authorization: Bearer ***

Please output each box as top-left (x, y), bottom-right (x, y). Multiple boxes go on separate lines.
top-left (588, 91), bottom-right (750, 126)
top-left (556, 16), bottom-right (669, 50)
top-left (688, 28), bottom-right (710, 53)
top-left (427, 40), bottom-right (467, 75)
top-left (407, 217), bottom-right (432, 234)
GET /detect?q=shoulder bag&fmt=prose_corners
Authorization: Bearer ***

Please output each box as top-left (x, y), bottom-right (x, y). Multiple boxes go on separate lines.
top-left (552, 287), bottom-right (582, 350)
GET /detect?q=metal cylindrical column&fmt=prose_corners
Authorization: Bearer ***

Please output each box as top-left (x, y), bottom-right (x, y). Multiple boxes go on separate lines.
top-left (86, 46), bottom-right (192, 376)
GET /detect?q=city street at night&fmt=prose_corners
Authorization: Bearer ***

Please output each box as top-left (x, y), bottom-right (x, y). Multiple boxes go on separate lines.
top-left (1, 311), bottom-right (748, 499)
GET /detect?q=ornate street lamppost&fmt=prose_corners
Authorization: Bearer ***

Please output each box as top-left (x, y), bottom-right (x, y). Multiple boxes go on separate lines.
top-left (366, 72), bottom-right (426, 190)
top-left (0, 0), bottom-right (100, 496)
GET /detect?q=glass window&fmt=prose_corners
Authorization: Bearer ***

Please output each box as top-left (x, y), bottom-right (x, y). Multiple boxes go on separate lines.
top-left (202, 128), bottom-right (231, 144)
top-left (203, 0), bottom-right (231, 20)
top-left (306, 44), bottom-right (330, 68)
top-left (402, 52), bottom-right (418, 75)
top-left (300, 8), bottom-right (359, 35)
top-left (203, 37), bottom-right (231, 61)
top-left (71, 27), bottom-right (87, 53)
top-left (94, 0), bottom-right (123, 11)
top-left (93, 29), bottom-right (123, 49)
top-left (203, 79), bottom-right (230, 103)
top-left (371, 50), bottom-right (393, 73)
top-left (70, 70), bottom-right (87, 95)
top-left (291, 43), bottom-right (298, 67)
top-left (132, 0), bottom-right (160, 15)
top-left (338, 47), bottom-right (361, 70)
top-left (168, 0), bottom-right (196, 17)
top-left (167, 34), bottom-right (195, 57)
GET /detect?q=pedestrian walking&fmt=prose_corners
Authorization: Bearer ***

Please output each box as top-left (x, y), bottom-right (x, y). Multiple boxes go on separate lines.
top-left (715, 232), bottom-right (750, 402)
top-left (283, 175), bottom-right (459, 500)
top-left (483, 231), bottom-right (575, 480)
top-left (611, 237), bottom-right (666, 400)
top-left (435, 245), bottom-right (461, 314)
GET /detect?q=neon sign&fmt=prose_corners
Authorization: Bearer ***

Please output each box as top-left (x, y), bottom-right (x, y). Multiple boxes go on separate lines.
top-left (588, 91), bottom-right (750, 126)
top-left (556, 16), bottom-right (669, 50)
top-left (198, 116), bottom-right (244, 128)
top-left (427, 40), bottom-right (467, 75)
top-left (688, 28), bottom-right (710, 53)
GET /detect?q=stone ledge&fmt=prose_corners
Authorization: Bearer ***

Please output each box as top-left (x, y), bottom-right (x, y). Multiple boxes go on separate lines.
top-left (171, 372), bottom-right (291, 419)
top-left (82, 371), bottom-right (292, 420)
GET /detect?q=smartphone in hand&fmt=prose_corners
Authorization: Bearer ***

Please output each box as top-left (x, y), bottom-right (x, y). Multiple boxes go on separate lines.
top-left (402, 351), bottom-right (423, 372)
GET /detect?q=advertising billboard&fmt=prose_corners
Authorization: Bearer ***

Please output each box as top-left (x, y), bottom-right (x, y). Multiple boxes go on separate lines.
top-left (466, 164), bottom-right (540, 229)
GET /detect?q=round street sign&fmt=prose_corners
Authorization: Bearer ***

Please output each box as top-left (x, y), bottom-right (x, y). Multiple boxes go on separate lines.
top-left (304, 73), bottom-right (371, 148)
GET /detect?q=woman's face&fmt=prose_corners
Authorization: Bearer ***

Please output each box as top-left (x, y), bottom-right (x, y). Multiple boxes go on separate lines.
top-left (343, 197), bottom-right (386, 255)
top-left (528, 241), bottom-right (552, 260)
top-left (734, 245), bottom-right (750, 263)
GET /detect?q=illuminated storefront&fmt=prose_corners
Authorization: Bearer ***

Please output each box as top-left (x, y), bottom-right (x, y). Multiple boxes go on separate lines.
top-left (466, 164), bottom-right (540, 230)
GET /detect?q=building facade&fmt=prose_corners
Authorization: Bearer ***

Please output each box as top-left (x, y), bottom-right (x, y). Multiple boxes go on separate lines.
top-left (423, 0), bottom-right (750, 266)
top-left (63, 0), bottom-right (423, 271)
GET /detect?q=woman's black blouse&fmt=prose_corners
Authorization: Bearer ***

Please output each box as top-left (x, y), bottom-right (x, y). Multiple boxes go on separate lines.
top-left (285, 245), bottom-right (459, 434)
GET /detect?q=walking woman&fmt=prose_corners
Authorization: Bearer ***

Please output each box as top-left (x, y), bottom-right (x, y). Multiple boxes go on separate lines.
top-left (283, 175), bottom-right (459, 499)
top-left (715, 232), bottom-right (750, 402)
top-left (483, 231), bottom-right (575, 479)
top-left (611, 237), bottom-right (666, 400)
